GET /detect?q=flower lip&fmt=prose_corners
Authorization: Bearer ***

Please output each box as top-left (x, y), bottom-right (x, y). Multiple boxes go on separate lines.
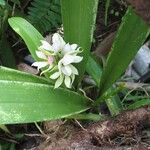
top-left (47, 56), bottom-right (54, 65)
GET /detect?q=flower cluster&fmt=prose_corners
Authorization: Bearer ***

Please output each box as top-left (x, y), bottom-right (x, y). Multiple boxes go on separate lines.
top-left (32, 33), bottom-right (83, 88)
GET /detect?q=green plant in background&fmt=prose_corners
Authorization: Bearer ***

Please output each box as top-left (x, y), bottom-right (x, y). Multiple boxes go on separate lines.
top-left (61, 0), bottom-right (98, 84)
top-left (0, 0), bottom-right (149, 125)
top-left (0, 0), bottom-right (62, 69)
top-left (27, 0), bottom-right (61, 34)
top-left (0, 0), bottom-right (16, 68)
top-left (93, 7), bottom-right (150, 113)
top-left (104, 0), bottom-right (110, 26)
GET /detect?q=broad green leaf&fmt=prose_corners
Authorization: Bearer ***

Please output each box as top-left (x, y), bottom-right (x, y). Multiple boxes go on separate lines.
top-left (99, 8), bottom-right (150, 96)
top-left (86, 55), bottom-right (122, 115)
top-left (128, 99), bottom-right (150, 110)
top-left (0, 66), bottom-right (51, 84)
top-left (0, 80), bottom-right (90, 124)
top-left (86, 55), bottom-right (102, 86)
top-left (8, 17), bottom-right (51, 78)
top-left (105, 94), bottom-right (122, 116)
top-left (8, 17), bottom-right (43, 61)
top-left (0, 0), bottom-right (5, 6)
top-left (61, 0), bottom-right (98, 84)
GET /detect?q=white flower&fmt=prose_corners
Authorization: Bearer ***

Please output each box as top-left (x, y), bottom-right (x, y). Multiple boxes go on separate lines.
top-left (50, 53), bottom-right (83, 88)
top-left (39, 40), bottom-right (53, 51)
top-left (63, 43), bottom-right (78, 54)
top-left (32, 51), bottom-right (54, 71)
top-left (52, 33), bottom-right (66, 53)
top-left (32, 33), bottom-right (83, 89)
top-left (61, 54), bottom-right (83, 65)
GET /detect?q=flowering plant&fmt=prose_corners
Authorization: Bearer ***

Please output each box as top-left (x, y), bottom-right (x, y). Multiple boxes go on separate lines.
top-left (32, 33), bottom-right (83, 88)
top-left (0, 0), bottom-right (148, 126)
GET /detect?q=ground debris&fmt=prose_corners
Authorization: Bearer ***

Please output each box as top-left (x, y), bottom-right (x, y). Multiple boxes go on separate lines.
top-left (36, 106), bottom-right (150, 150)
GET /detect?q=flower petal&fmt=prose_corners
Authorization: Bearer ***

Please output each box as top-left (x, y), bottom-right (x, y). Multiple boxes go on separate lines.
top-left (62, 55), bottom-right (83, 65)
top-left (62, 44), bottom-right (78, 55)
top-left (54, 75), bottom-right (64, 89)
top-left (40, 65), bottom-right (53, 75)
top-left (71, 74), bottom-right (75, 84)
top-left (32, 61), bottom-right (48, 70)
top-left (71, 44), bottom-right (78, 50)
top-left (69, 64), bottom-right (78, 75)
top-left (61, 55), bottom-right (73, 65)
top-left (61, 65), bottom-right (72, 76)
top-left (52, 33), bottom-right (65, 52)
top-left (66, 47), bottom-right (82, 55)
top-left (58, 60), bottom-right (63, 72)
top-left (52, 43), bottom-right (61, 53)
top-left (64, 76), bottom-right (71, 88)
top-left (36, 51), bottom-right (47, 59)
top-left (50, 72), bottom-right (60, 79)
top-left (39, 40), bottom-right (53, 51)
top-left (73, 55), bottom-right (83, 63)
top-left (62, 43), bottom-right (71, 54)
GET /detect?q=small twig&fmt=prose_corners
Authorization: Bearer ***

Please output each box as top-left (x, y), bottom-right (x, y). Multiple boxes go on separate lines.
top-left (79, 88), bottom-right (94, 102)
top-left (117, 82), bottom-right (150, 93)
top-left (122, 88), bottom-right (136, 103)
top-left (22, 0), bottom-right (32, 9)
top-left (24, 133), bottom-right (45, 138)
top-left (11, 4), bottom-right (16, 16)
top-left (34, 122), bottom-right (46, 136)
top-left (74, 119), bottom-right (87, 131)
top-left (0, 136), bottom-right (18, 144)
top-left (12, 40), bottom-right (22, 47)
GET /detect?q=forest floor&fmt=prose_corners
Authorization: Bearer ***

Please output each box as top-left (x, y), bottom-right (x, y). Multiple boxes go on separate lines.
top-left (0, 0), bottom-right (150, 150)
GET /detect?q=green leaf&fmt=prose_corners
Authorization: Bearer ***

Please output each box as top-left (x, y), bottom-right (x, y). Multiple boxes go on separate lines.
top-left (128, 99), bottom-right (150, 110)
top-left (8, 17), bottom-right (52, 78)
top-left (0, 80), bottom-right (89, 124)
top-left (8, 17), bottom-right (43, 61)
top-left (105, 94), bottom-right (122, 116)
top-left (67, 113), bottom-right (107, 121)
top-left (104, 0), bottom-right (110, 26)
top-left (86, 55), bottom-right (102, 86)
top-left (86, 56), bottom-right (123, 115)
top-left (9, 144), bottom-right (15, 150)
top-left (99, 8), bottom-right (150, 96)
top-left (0, 0), bottom-right (5, 6)
top-left (0, 66), bottom-right (51, 84)
top-left (61, 0), bottom-right (98, 84)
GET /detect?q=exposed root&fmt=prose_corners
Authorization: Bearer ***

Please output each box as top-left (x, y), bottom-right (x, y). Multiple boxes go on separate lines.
top-left (36, 106), bottom-right (150, 150)
top-left (88, 106), bottom-right (150, 144)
